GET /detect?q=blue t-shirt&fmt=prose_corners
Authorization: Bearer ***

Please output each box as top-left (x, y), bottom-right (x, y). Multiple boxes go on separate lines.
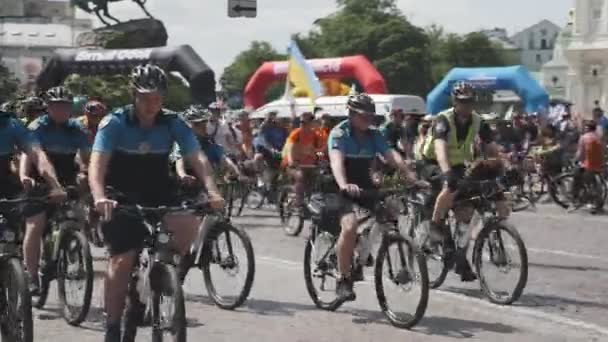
top-left (93, 106), bottom-right (200, 202)
top-left (0, 112), bottom-right (38, 182)
top-left (328, 119), bottom-right (389, 189)
top-left (259, 125), bottom-right (288, 151)
top-left (28, 114), bottom-right (90, 184)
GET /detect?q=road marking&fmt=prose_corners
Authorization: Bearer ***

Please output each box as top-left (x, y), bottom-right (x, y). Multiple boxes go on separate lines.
top-left (258, 254), bottom-right (608, 336)
top-left (526, 247), bottom-right (608, 262)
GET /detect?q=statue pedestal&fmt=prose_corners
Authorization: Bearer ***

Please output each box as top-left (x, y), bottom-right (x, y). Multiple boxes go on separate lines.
top-left (76, 18), bottom-right (168, 49)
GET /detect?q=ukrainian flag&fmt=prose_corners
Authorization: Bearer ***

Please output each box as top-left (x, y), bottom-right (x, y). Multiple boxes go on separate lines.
top-left (287, 40), bottom-right (323, 103)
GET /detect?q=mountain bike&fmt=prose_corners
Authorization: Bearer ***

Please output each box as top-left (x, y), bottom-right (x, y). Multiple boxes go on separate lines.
top-left (408, 178), bottom-right (528, 305)
top-left (0, 197), bottom-right (34, 342)
top-left (33, 186), bottom-right (94, 326)
top-left (303, 185), bottom-right (429, 329)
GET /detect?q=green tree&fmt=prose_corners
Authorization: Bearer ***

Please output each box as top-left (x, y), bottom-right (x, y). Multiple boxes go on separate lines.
top-left (220, 41), bottom-right (286, 105)
top-left (297, 0), bottom-right (433, 95)
top-left (0, 59), bottom-right (19, 103)
top-left (64, 73), bottom-right (191, 111)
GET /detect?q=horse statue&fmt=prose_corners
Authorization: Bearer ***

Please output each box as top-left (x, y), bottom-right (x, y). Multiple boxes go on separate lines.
top-left (71, 0), bottom-right (154, 26)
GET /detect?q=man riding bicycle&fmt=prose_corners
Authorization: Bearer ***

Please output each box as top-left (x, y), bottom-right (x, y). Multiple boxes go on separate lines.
top-left (20, 86), bottom-right (90, 294)
top-left (88, 64), bottom-right (223, 342)
top-left (422, 81), bottom-right (507, 282)
top-left (77, 99), bottom-right (108, 145)
top-left (282, 110), bottom-right (325, 208)
top-left (175, 106), bottom-right (244, 180)
top-left (328, 93), bottom-right (417, 302)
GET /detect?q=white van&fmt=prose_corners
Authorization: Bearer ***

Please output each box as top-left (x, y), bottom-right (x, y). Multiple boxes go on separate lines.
top-left (250, 94), bottom-right (426, 120)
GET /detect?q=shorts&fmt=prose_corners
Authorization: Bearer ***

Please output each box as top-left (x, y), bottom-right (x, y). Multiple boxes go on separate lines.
top-left (285, 166), bottom-right (317, 186)
top-left (102, 191), bottom-right (179, 256)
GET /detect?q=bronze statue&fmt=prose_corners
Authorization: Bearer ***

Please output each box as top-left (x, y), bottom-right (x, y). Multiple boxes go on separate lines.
top-left (71, 0), bottom-right (154, 26)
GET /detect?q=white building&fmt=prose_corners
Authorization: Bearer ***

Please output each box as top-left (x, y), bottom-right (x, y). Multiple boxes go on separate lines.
top-left (541, 0), bottom-right (608, 115)
top-left (0, 0), bottom-right (92, 91)
top-left (511, 20), bottom-right (561, 72)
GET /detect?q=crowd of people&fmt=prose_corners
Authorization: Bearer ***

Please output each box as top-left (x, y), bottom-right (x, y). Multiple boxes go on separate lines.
top-left (0, 63), bottom-right (607, 341)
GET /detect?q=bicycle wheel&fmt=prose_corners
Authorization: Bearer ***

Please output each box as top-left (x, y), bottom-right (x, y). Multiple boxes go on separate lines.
top-left (409, 218), bottom-right (449, 289)
top-left (150, 263), bottom-right (186, 342)
top-left (279, 189), bottom-right (304, 237)
top-left (549, 173), bottom-right (575, 209)
top-left (0, 257), bottom-right (33, 342)
top-left (303, 230), bottom-right (342, 311)
top-left (472, 221), bottom-right (528, 305)
top-left (375, 233), bottom-right (429, 329)
top-left (201, 221), bottom-right (255, 310)
top-left (510, 185), bottom-right (532, 212)
top-left (56, 228), bottom-right (94, 326)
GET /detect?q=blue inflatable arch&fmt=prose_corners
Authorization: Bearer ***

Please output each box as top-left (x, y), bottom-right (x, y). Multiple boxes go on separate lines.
top-left (426, 65), bottom-right (549, 114)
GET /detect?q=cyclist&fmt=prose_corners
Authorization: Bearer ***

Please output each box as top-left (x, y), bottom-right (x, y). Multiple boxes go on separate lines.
top-left (421, 81), bottom-right (505, 282)
top-left (88, 64), bottom-right (223, 342)
top-left (20, 96), bottom-right (46, 127)
top-left (413, 114), bottom-right (433, 161)
top-left (328, 93), bottom-right (417, 302)
top-left (175, 106), bottom-right (244, 180)
top-left (253, 110), bottom-right (288, 196)
top-left (572, 119), bottom-right (605, 211)
top-left (77, 99), bottom-right (108, 145)
top-left (233, 110), bottom-right (253, 158)
top-left (19, 86), bottom-right (89, 294)
top-left (282, 110), bottom-right (325, 208)
top-left (0, 108), bottom-right (66, 209)
top-left (381, 108), bottom-right (407, 156)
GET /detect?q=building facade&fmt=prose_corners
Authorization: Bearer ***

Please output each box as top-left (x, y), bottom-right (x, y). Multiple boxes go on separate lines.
top-left (0, 0), bottom-right (91, 91)
top-left (511, 20), bottom-right (561, 72)
top-left (540, 0), bottom-right (608, 115)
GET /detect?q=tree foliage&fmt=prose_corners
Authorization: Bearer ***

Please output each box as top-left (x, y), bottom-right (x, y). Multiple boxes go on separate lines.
top-left (64, 73), bottom-right (191, 111)
top-left (0, 59), bottom-right (19, 103)
top-left (221, 0), bottom-right (510, 102)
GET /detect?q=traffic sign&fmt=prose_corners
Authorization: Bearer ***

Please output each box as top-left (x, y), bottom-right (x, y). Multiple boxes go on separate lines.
top-left (228, 0), bottom-right (257, 18)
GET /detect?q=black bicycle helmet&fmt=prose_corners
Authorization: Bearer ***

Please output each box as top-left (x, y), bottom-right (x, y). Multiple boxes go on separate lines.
top-left (183, 105), bottom-right (211, 123)
top-left (451, 81), bottom-right (475, 100)
top-left (45, 86), bottom-right (73, 103)
top-left (22, 96), bottom-right (47, 112)
top-left (347, 93), bottom-right (375, 114)
top-left (130, 64), bottom-right (167, 94)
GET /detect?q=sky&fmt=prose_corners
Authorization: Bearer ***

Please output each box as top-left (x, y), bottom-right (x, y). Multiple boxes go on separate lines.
top-left (75, 0), bottom-right (574, 76)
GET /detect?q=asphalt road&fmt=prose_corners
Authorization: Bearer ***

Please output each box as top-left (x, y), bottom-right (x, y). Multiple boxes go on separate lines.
top-left (33, 202), bottom-right (608, 342)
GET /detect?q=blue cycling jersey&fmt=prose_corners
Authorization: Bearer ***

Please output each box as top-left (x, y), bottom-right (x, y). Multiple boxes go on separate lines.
top-left (327, 119), bottom-right (389, 189)
top-left (93, 105), bottom-right (200, 200)
top-left (0, 111), bottom-right (38, 183)
top-left (28, 114), bottom-right (90, 185)
top-left (173, 136), bottom-right (224, 169)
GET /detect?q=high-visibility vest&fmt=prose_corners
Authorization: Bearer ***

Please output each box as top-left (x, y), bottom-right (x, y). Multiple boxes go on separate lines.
top-left (423, 108), bottom-right (481, 166)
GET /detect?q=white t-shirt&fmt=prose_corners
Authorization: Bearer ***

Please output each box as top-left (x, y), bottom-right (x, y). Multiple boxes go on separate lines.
top-left (207, 120), bottom-right (243, 155)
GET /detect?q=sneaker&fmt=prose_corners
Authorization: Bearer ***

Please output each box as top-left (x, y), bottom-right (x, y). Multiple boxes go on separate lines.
top-left (454, 258), bottom-right (477, 282)
top-left (336, 277), bottom-right (356, 302)
top-left (104, 323), bottom-right (121, 342)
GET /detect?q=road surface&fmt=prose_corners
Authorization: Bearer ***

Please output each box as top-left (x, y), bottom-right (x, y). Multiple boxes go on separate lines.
top-left (34, 202), bottom-right (608, 341)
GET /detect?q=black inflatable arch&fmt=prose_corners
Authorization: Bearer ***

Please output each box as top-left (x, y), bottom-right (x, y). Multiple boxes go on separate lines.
top-left (36, 45), bottom-right (216, 105)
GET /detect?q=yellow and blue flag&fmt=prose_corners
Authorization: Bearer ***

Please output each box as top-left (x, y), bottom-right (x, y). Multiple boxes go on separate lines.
top-left (287, 40), bottom-right (322, 103)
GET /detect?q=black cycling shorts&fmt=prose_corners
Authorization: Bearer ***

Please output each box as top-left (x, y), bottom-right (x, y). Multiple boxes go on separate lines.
top-left (102, 191), bottom-right (179, 256)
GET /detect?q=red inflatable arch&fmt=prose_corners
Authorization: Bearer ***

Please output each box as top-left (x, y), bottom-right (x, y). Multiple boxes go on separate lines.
top-left (243, 55), bottom-right (387, 109)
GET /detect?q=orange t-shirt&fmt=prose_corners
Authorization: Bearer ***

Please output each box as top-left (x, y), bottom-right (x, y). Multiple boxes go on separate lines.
top-left (316, 127), bottom-right (330, 150)
top-left (581, 132), bottom-right (604, 172)
top-left (281, 128), bottom-right (320, 167)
